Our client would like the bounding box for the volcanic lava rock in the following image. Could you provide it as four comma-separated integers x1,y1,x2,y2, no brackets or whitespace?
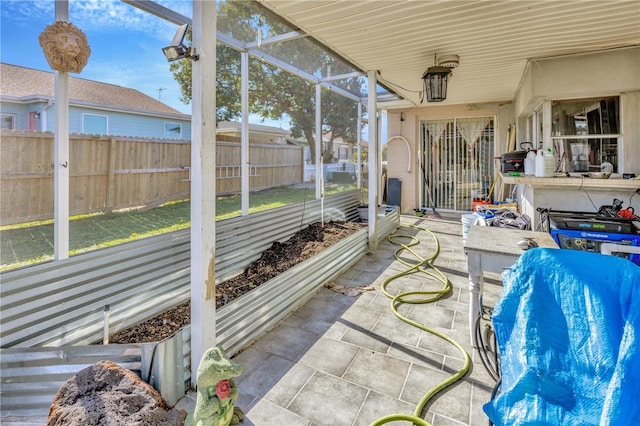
46,360,185,426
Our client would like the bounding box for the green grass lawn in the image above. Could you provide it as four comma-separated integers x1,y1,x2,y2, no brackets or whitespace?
1,184,358,271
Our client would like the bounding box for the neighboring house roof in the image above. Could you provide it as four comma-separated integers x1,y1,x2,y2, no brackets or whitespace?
0,63,189,119
217,120,289,137
321,131,353,145
286,138,306,146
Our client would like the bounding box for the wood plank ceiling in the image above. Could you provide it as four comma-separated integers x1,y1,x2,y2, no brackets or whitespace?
258,1,640,108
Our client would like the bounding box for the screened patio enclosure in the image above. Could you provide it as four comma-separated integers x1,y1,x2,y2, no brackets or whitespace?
4,0,638,416
108,1,396,376
0,0,398,400
420,117,495,212
123,0,399,215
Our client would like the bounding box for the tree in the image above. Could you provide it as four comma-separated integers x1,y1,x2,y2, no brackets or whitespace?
169,1,364,163
321,87,359,162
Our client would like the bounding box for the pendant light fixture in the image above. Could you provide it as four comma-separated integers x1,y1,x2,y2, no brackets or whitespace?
422,54,459,103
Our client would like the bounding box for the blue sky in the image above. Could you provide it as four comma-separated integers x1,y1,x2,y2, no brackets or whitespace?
1,0,194,114
0,0,385,137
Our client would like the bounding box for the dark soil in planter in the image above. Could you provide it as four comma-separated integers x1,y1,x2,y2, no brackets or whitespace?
107,221,362,344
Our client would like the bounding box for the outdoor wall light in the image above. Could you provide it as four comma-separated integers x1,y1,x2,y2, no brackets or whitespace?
421,54,459,102
162,24,199,62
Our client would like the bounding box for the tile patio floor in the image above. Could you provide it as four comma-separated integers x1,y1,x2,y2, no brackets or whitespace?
6,213,503,426
177,213,503,426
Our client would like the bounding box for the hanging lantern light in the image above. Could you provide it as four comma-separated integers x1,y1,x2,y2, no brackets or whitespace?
422,65,451,102
421,54,459,103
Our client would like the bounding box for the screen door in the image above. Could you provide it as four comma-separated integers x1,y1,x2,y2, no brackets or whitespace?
420,117,494,211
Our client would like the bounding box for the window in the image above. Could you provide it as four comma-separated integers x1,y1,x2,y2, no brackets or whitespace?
551,97,620,173
83,114,108,134
1,113,15,129
165,122,182,138
340,146,349,160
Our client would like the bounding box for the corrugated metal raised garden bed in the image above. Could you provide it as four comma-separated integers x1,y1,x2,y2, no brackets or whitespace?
0,205,400,417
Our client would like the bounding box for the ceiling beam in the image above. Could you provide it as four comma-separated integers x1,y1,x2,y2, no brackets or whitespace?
245,31,308,49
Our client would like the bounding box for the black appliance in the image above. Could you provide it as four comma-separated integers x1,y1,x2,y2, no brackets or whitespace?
501,150,527,173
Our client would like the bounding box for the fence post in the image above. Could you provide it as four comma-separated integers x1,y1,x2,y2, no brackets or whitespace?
105,137,117,214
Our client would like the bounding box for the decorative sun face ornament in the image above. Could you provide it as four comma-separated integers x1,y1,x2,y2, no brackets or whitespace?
39,21,91,73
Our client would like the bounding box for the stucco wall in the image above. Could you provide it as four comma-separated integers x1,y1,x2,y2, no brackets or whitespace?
512,47,640,215
514,47,639,174
385,47,640,214
516,47,640,116
386,103,507,213
622,90,640,174
385,134,412,212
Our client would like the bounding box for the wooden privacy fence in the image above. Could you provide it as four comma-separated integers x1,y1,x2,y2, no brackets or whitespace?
215,140,304,194
0,130,304,225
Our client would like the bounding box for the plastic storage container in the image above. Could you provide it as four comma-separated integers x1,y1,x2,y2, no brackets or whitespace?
544,148,555,176
535,150,545,177
461,213,481,243
535,149,554,177
524,150,536,175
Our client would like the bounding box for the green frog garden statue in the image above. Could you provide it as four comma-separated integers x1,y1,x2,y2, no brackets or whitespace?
185,345,244,426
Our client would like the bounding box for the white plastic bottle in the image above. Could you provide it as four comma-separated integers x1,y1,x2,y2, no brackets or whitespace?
543,148,555,177
535,150,545,177
524,150,536,175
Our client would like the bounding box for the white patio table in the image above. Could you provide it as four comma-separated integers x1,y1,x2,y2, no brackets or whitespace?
465,225,558,347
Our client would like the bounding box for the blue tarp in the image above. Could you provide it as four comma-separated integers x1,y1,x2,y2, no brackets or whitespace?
483,248,640,425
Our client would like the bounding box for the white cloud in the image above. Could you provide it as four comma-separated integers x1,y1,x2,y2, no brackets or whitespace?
0,0,52,25
71,0,179,41
155,0,193,19
1,0,191,40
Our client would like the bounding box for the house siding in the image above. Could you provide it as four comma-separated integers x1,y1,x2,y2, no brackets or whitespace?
1,101,191,139
1,103,36,130
65,107,192,139
1,64,191,139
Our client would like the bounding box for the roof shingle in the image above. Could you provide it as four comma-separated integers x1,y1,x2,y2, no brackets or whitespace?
1,63,188,117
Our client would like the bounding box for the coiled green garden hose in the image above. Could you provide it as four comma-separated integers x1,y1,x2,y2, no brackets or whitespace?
370,223,472,426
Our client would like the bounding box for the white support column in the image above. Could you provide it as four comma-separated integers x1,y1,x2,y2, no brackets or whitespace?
190,0,217,385
377,109,383,201
532,110,539,150
417,127,423,209
315,83,322,199
357,103,362,189
54,1,69,261
241,50,249,216
542,100,552,151
367,71,378,250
